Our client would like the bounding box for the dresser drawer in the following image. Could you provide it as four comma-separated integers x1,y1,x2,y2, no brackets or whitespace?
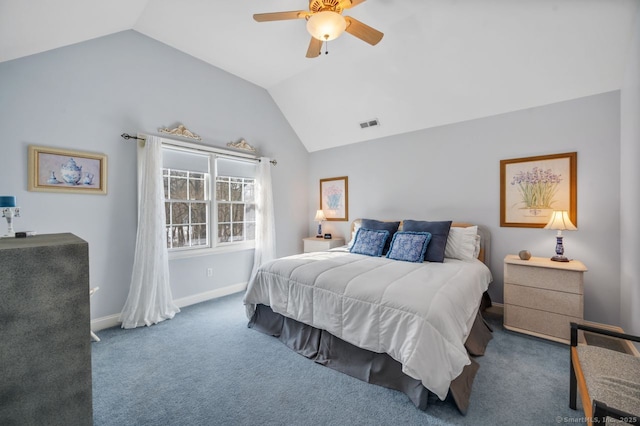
504,304,582,342
303,237,345,253
504,263,583,294
504,283,583,317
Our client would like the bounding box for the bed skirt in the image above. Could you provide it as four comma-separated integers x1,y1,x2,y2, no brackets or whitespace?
247,304,493,414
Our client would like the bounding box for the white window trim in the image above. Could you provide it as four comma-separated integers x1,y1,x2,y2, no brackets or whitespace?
168,241,255,260
156,135,259,259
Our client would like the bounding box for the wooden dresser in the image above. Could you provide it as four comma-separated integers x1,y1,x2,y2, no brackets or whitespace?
0,233,93,425
503,254,588,344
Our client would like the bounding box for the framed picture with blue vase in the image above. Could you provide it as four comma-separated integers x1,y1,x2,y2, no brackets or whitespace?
28,145,107,195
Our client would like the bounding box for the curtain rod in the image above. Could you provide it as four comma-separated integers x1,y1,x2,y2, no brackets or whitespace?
120,133,277,166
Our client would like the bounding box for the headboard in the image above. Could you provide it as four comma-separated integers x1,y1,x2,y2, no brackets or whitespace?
350,219,491,266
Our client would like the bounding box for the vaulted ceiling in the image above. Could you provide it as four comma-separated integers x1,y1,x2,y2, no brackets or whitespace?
1,0,638,152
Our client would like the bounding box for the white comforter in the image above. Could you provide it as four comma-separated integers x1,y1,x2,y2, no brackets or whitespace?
243,250,493,400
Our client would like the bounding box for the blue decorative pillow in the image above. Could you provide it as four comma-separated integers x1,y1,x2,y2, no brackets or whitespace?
350,228,390,257
360,219,400,255
386,232,432,263
402,220,452,262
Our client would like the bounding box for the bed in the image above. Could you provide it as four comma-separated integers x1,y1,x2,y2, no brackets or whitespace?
243,219,493,413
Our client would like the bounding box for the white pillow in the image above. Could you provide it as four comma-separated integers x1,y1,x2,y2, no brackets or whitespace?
473,234,481,259
445,226,479,260
347,222,361,249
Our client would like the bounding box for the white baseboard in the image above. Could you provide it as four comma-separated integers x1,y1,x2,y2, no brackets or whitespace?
91,313,122,332
91,282,248,332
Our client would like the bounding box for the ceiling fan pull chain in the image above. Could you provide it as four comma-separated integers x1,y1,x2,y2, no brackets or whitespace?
325,39,329,55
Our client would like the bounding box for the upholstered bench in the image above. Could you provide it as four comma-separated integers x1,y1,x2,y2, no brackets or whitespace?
570,322,640,425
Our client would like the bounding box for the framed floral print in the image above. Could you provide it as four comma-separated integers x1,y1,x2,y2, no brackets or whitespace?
500,152,576,228
320,176,348,221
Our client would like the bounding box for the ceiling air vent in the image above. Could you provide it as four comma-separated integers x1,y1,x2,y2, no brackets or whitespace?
359,118,380,129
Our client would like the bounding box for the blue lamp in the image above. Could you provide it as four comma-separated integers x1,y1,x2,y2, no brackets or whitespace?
544,210,576,262
314,210,326,238
0,196,20,237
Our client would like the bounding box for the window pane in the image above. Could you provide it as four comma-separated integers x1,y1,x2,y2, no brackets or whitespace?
218,203,230,223
170,225,188,247
166,227,172,248
163,175,169,199
191,172,205,180
245,204,255,221
216,180,229,201
218,224,231,243
191,225,208,246
232,204,244,222
230,179,242,202
189,178,205,201
244,181,255,202
171,178,188,200
232,223,244,241
170,170,188,178
172,203,189,224
191,203,207,224
165,203,171,225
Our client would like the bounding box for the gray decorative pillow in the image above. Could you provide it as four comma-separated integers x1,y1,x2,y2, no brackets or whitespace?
360,219,400,255
386,232,432,263
349,228,390,257
402,220,452,262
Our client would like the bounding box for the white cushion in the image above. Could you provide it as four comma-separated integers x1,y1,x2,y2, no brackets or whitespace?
445,226,479,260
347,222,361,249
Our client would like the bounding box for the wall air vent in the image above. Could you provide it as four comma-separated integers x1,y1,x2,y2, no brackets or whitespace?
359,118,380,129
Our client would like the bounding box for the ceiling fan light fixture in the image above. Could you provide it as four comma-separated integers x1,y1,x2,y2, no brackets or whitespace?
306,11,346,41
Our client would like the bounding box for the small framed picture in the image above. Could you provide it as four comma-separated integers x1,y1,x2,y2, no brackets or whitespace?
28,145,108,194
320,176,348,221
500,152,576,228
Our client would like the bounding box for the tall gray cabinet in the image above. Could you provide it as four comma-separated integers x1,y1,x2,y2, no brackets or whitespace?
0,233,93,425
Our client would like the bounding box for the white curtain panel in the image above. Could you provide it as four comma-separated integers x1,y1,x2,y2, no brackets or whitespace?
120,135,180,329
249,157,276,282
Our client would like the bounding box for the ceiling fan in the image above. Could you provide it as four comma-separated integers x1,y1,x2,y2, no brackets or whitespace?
253,0,384,58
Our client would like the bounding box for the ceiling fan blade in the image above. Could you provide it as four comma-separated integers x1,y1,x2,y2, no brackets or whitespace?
342,0,367,9
253,11,308,22
344,16,383,45
306,37,322,58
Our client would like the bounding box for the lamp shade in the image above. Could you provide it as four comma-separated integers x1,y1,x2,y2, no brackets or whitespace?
0,196,16,207
314,209,326,222
544,211,576,231
306,11,347,41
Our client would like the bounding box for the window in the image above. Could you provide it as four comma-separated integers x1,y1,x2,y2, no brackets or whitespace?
161,145,257,254
164,168,209,249
215,176,256,243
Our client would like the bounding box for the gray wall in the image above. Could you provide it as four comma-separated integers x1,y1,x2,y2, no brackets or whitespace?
620,8,640,337
309,92,622,325
0,30,309,320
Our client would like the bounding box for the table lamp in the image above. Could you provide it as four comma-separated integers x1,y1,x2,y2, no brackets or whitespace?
314,209,326,238
544,210,576,262
0,196,20,237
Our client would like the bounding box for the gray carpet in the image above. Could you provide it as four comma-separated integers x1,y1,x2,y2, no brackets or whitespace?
92,292,585,425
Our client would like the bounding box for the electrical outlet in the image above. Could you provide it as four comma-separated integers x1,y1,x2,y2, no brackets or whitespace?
206,268,213,277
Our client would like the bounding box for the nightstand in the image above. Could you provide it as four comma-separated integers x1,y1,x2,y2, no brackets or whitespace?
503,255,588,344
303,237,345,253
